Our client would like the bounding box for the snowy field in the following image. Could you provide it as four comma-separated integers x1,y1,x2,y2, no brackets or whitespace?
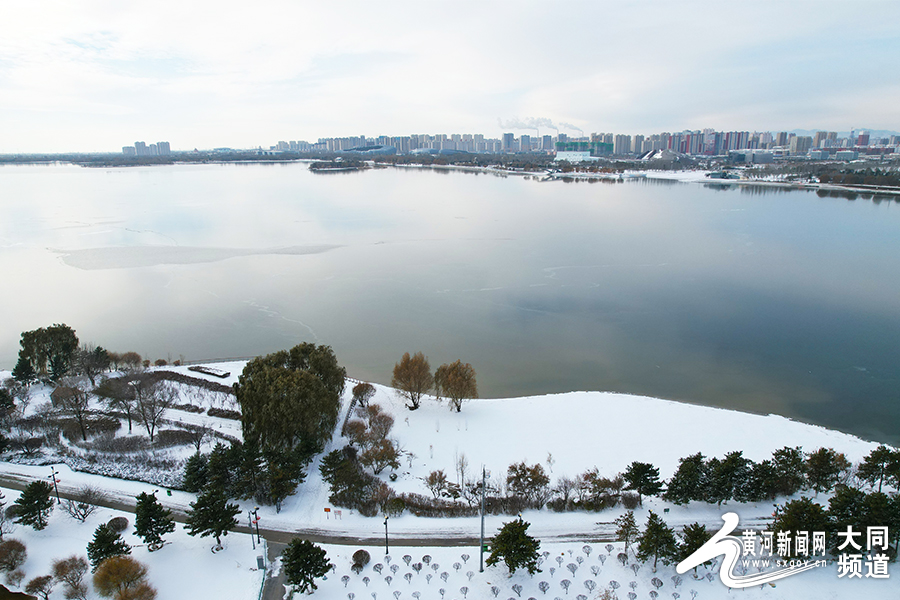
0,486,264,599
1,362,896,598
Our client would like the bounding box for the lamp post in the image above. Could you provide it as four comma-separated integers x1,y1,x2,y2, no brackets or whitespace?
479,466,487,572
248,511,256,550
48,466,61,503
384,516,389,554
252,507,261,545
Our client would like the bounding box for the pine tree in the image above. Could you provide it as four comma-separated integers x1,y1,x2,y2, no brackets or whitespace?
857,445,900,493
12,481,54,530
134,492,175,549
636,511,678,572
11,356,36,385
185,487,240,548
663,453,707,505
282,538,332,593
805,447,850,494
485,518,541,575
614,511,639,557
181,453,209,493
677,523,713,572
87,524,131,571
622,462,662,506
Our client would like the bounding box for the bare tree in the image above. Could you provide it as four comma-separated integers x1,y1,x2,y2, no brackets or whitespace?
184,424,212,453
433,360,477,412
53,380,92,442
61,486,107,522
391,352,433,410
94,377,137,433
132,378,176,442
75,344,110,387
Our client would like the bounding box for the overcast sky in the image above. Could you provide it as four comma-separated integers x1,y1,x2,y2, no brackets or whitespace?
2,1,899,152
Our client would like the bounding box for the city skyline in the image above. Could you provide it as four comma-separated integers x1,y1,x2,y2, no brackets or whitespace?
2,1,900,153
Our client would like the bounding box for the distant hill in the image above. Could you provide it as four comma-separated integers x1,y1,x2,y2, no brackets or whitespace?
790,128,899,139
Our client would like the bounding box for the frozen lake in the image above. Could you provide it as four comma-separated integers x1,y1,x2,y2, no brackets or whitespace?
3,162,900,444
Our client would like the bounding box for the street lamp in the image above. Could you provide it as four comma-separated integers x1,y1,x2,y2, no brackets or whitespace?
48,466,61,503
248,511,256,550
384,515,389,554
252,507,261,545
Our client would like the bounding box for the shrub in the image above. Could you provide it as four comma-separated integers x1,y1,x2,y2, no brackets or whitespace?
621,492,641,510
107,517,129,533
153,359,167,367
153,429,196,448
93,556,155,599
172,403,204,414
353,549,371,568
0,539,27,572
206,408,241,420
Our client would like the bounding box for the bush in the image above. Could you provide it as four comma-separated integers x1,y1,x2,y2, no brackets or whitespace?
206,408,241,420
384,497,406,517
621,492,641,510
0,539,27,572
352,549,371,568
107,517,129,533
4,506,21,521
153,429,196,448
93,555,155,599
154,359,167,367
172,403,204,414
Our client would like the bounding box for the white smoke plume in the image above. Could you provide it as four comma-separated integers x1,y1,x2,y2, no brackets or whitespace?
497,116,560,134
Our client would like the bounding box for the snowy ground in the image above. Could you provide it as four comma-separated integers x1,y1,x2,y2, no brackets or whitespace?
316,539,897,600
1,486,264,600
1,363,896,598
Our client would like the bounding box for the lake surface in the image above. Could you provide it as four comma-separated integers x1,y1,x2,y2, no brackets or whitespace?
3,162,899,444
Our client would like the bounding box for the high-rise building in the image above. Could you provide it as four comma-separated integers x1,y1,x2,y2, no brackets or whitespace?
632,135,644,154
790,136,813,154
542,135,552,151
520,135,531,152
813,131,828,148
857,132,870,146
775,132,788,147
157,141,171,154
502,133,515,152
134,141,148,156
122,146,136,156
614,134,632,155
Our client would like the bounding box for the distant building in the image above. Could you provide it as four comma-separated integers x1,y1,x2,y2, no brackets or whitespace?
157,141,171,155
520,134,531,152
835,150,859,161
613,134,631,155
808,149,829,160
542,135,553,151
790,136,813,155
135,141,148,156
857,132,870,146
554,151,598,163
122,146,136,156
502,133,515,152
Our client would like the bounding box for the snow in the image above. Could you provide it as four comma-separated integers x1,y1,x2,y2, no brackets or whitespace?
1,363,896,598
1,486,264,600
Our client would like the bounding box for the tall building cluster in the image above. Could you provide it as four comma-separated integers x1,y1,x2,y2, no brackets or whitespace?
267,129,898,159
122,141,171,156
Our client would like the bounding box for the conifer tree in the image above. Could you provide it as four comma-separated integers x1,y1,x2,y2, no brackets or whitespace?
87,524,131,571
857,445,900,493
134,492,175,549
663,452,707,505
805,447,850,494
485,518,541,575
677,523,713,572
614,511,639,557
282,538,332,593
181,453,209,493
12,481,54,531
636,511,678,572
185,487,240,548
623,462,662,506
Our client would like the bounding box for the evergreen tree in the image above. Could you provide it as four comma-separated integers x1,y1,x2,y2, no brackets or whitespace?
704,451,751,506
235,343,345,454
134,492,175,548
636,511,678,572
281,538,332,593
10,356,36,385
13,481,54,530
206,442,241,496
805,447,850,494
185,487,240,547
622,462,662,506
663,452,707,505
87,524,131,571
744,459,779,502
677,523,713,572
181,453,209,493
263,448,306,512
771,497,828,559
771,446,806,497
614,511,639,557
486,518,541,575
857,445,900,493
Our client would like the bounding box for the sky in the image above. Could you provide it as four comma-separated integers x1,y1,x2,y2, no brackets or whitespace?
1,0,899,153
